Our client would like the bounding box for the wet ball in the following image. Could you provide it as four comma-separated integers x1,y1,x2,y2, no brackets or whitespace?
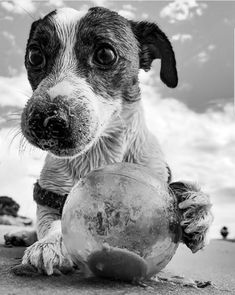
62,163,182,281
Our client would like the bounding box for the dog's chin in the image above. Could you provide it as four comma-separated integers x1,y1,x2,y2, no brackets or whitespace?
48,145,91,159
28,134,98,159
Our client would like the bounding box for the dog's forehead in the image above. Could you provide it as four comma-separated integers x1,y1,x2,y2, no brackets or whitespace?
48,7,128,29
32,7,133,51
49,7,131,42
79,7,131,37
28,6,134,47
52,7,87,27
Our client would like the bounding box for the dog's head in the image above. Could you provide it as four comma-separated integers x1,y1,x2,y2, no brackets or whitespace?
21,7,177,158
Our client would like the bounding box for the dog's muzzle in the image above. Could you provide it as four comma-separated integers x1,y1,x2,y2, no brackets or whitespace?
21,94,96,157
28,108,69,144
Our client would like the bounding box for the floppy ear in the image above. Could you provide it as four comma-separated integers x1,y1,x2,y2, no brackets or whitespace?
130,21,178,88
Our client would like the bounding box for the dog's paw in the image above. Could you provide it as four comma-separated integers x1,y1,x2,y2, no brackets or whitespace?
4,228,37,247
21,233,74,275
169,181,213,253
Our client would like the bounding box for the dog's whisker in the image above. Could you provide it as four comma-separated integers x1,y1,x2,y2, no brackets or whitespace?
17,90,32,99
9,87,32,100
18,135,28,155
7,129,23,155
5,111,22,124
28,144,37,155
18,135,24,154
9,112,22,117
7,126,22,149
9,130,22,149
6,116,21,122
7,125,21,137
5,118,21,125
23,137,30,153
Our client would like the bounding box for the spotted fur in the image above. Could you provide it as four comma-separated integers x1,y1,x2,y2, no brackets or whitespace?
5,7,212,276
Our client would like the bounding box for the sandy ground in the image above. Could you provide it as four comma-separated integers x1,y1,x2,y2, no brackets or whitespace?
0,225,234,295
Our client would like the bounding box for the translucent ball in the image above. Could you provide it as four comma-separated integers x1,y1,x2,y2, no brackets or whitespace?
62,163,182,281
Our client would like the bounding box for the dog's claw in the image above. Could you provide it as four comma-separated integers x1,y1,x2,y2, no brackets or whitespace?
178,192,211,209
11,263,39,277
21,234,74,275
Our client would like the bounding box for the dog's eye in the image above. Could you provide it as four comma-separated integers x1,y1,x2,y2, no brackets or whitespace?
93,45,117,67
28,48,45,68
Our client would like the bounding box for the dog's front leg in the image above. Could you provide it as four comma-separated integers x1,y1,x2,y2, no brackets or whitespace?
19,155,78,275
21,204,74,275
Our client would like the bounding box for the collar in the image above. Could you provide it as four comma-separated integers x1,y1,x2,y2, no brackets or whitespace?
33,181,68,214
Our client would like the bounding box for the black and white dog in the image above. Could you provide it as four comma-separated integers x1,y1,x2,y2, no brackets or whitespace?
5,7,212,276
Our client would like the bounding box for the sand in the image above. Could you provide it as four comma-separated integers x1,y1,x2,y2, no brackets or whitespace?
0,225,234,295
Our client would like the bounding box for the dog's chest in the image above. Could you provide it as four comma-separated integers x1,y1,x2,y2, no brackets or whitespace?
69,139,126,181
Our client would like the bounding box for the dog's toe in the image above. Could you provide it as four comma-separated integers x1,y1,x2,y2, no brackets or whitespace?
182,210,213,234
11,263,39,277
21,236,74,275
180,202,213,252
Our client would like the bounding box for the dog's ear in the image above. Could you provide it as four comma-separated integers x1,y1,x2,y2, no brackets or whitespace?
130,21,178,88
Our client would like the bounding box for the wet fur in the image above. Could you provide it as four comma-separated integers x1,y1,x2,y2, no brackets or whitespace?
5,7,212,275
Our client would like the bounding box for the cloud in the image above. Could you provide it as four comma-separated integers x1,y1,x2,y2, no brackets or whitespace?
118,4,136,19
122,4,136,11
1,0,36,14
208,44,216,51
177,82,192,92
3,15,14,21
160,0,207,23
2,31,16,46
195,45,216,64
47,0,64,8
90,0,109,7
172,33,192,43
0,73,31,107
141,13,149,20
197,51,209,63
7,66,19,76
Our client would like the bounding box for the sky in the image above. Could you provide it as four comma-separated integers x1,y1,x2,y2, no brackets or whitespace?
0,0,234,239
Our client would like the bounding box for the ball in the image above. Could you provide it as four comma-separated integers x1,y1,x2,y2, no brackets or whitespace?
62,163,182,281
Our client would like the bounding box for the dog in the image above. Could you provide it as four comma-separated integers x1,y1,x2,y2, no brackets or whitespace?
5,6,212,276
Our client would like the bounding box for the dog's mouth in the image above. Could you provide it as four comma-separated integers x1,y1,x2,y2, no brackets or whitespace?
21,96,99,157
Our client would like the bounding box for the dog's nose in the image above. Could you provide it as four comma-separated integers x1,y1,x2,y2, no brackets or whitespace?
28,110,69,140
43,115,69,139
